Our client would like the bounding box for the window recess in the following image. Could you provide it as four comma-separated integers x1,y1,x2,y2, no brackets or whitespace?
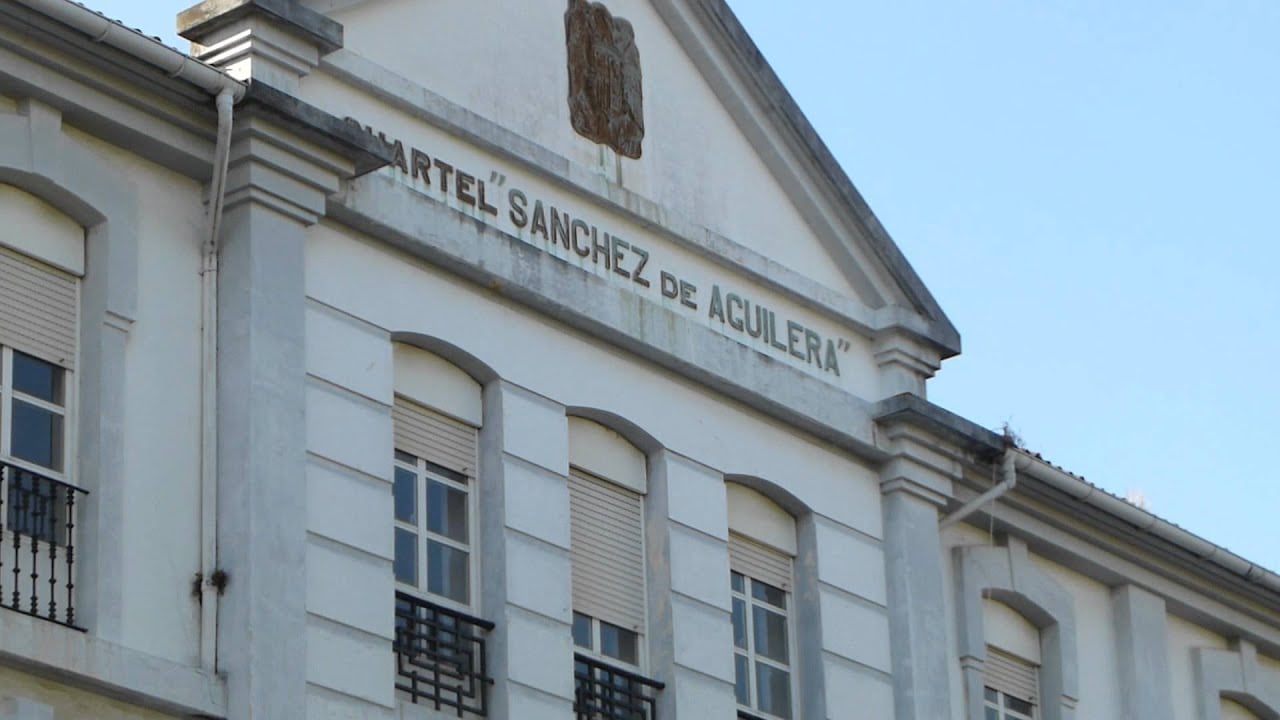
392,395,492,714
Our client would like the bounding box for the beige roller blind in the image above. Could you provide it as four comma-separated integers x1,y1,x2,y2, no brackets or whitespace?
393,396,478,477
569,468,645,632
985,646,1039,705
729,533,792,592
0,246,77,370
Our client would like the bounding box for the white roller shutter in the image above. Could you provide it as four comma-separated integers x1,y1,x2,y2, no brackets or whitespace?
0,246,77,370
985,646,1039,705
729,532,792,592
569,468,645,631
393,396,477,477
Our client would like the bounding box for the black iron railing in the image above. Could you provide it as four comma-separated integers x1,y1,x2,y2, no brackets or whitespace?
394,591,495,716
574,653,664,720
0,461,86,630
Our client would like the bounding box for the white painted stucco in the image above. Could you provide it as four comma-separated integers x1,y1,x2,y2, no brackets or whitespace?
393,342,482,425
0,184,85,275
1168,614,1230,720
984,598,1042,665
567,416,647,494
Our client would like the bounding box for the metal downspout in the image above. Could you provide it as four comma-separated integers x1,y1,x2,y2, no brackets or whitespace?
200,88,236,672
939,450,1018,530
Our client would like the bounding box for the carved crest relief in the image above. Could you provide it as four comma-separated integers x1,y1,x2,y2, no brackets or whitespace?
565,0,644,159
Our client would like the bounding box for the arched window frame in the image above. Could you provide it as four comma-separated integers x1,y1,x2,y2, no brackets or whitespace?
954,537,1079,720
0,98,140,629
1194,640,1280,720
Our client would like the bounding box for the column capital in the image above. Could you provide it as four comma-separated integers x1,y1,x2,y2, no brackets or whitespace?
223,84,392,225
180,0,343,92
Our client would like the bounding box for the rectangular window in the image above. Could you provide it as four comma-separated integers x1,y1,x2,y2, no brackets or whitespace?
984,647,1039,720
392,398,478,610
394,450,472,605
730,534,795,720
568,468,646,635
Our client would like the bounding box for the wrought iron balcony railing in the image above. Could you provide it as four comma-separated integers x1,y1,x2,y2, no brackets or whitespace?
0,461,86,630
574,653,664,720
394,591,495,716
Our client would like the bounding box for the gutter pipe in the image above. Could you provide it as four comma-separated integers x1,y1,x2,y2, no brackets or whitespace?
1010,449,1280,596
13,0,246,101
940,450,1018,530
198,88,236,672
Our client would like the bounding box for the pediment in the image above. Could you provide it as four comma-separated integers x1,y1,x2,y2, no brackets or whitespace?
299,0,959,356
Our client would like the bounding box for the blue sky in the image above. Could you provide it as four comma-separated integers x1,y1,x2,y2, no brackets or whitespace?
94,1,1278,571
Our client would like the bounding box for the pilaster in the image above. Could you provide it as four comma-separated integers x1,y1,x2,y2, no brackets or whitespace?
878,421,960,720
646,450,735,719
213,107,365,719
479,381,575,720
1111,585,1174,720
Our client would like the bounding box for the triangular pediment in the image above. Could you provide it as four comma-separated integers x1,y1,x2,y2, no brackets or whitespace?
300,0,959,355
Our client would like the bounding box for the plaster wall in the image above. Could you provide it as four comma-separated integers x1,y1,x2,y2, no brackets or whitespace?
321,0,874,300
302,218,889,715
1168,614,1230,720
0,666,176,720
305,222,883,536
59,127,205,668
0,93,14,112
1223,698,1261,720
1026,553,1121,719
0,184,84,274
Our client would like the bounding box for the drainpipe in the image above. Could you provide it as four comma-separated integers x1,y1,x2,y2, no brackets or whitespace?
200,87,236,672
939,450,1018,530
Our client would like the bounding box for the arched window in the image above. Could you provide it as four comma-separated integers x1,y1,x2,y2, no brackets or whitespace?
983,600,1041,720
567,416,648,669
954,538,1078,720
727,482,797,720
391,344,482,609
1,185,83,549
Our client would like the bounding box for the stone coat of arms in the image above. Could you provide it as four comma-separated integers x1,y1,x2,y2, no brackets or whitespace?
565,0,645,159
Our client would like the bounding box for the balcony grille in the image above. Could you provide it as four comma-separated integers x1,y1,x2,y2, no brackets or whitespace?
574,653,664,720
0,461,86,630
395,591,495,716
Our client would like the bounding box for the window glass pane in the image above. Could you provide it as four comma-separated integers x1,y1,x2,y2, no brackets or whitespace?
751,579,787,609
573,612,593,649
734,653,751,706
427,540,469,604
394,528,418,585
731,571,745,593
985,688,999,703
732,598,748,649
752,606,789,664
12,352,62,405
11,400,62,471
394,467,417,523
427,480,468,543
1006,695,1034,714
755,663,792,719
395,450,417,465
599,621,638,665
985,708,1000,720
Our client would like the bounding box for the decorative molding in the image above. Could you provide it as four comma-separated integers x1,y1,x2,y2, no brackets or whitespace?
1194,639,1280,720
954,538,1079,720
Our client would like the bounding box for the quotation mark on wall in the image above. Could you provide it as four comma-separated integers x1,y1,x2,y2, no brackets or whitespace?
490,172,507,187
838,339,852,352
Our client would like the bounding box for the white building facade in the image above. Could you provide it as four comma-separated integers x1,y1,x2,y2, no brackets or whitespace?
0,1,1276,719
